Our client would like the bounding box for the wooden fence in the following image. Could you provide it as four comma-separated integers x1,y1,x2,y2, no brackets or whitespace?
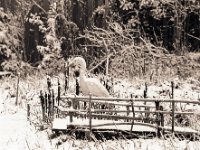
37,77,200,138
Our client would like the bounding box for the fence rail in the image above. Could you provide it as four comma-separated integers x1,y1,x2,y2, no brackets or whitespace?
60,95,200,104
39,91,200,137
55,106,198,115
33,77,200,138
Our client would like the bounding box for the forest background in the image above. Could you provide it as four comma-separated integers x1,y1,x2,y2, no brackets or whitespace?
0,0,199,81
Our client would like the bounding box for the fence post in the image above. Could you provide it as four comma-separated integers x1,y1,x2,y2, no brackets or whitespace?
69,78,73,122
57,79,61,106
15,72,20,105
160,105,164,135
57,79,61,118
144,82,149,123
27,103,30,121
40,91,45,122
69,105,73,123
155,101,161,137
89,94,92,133
48,92,51,122
85,94,93,140
69,96,73,123
52,89,55,121
45,92,48,115
75,77,80,109
64,62,69,93
47,75,51,93
109,77,114,94
76,77,79,95
130,94,135,132
171,81,175,133
126,105,130,122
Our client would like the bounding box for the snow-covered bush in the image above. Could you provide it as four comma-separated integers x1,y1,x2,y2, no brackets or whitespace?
0,8,27,75
27,13,47,33
0,29,9,44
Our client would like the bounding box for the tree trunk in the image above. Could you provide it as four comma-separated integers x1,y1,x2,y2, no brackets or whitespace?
174,1,182,55
0,0,7,11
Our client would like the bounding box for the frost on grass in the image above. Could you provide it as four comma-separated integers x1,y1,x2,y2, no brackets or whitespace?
0,72,200,149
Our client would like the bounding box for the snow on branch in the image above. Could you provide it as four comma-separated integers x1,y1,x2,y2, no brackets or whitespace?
78,22,170,78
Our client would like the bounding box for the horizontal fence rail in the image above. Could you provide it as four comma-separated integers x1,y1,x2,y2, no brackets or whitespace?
55,106,199,115
60,95,200,104
59,98,156,107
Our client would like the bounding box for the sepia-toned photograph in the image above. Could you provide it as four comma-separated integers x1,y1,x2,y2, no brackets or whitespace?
0,0,200,149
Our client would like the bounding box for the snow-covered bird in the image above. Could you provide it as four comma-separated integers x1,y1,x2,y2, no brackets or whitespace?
68,57,110,97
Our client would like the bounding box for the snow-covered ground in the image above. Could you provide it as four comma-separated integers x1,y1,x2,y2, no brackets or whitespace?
0,75,200,149
0,86,49,149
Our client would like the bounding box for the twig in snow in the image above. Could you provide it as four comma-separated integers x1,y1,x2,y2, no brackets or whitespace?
15,72,20,105
25,138,31,150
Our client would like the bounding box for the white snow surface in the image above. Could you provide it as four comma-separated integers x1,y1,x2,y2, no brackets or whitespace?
0,76,200,149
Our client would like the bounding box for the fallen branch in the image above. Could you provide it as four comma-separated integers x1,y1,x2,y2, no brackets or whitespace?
15,72,20,105
186,33,200,41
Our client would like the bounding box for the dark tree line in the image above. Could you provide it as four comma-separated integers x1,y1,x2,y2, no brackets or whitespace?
0,0,199,66
112,0,200,53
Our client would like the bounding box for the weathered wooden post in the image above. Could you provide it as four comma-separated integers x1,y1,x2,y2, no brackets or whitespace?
57,79,61,105
144,83,147,98
75,77,80,109
52,89,55,120
155,100,161,137
160,105,164,135
64,62,69,93
85,94,92,140
171,81,175,133
69,97,73,123
15,72,20,105
69,78,74,122
48,92,51,121
75,75,81,109
47,75,51,93
126,104,130,122
130,94,135,132
144,82,149,123
76,77,79,95
56,79,61,118
89,94,92,133
27,103,30,121
40,91,45,122
45,92,48,114
64,63,67,92
110,77,114,94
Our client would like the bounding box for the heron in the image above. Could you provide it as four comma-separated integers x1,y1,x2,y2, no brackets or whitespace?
68,57,110,97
